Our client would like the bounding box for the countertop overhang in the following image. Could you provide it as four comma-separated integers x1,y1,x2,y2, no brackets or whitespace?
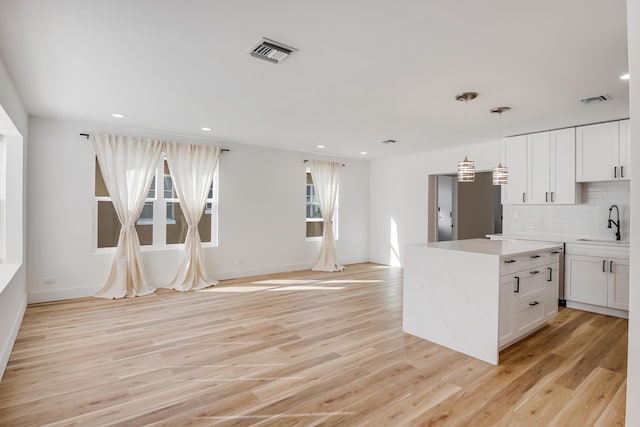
411,238,562,257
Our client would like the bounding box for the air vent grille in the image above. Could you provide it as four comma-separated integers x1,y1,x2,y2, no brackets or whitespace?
580,94,612,105
250,38,297,64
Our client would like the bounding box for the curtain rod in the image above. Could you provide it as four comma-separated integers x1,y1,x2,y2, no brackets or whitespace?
79,133,229,152
303,159,346,166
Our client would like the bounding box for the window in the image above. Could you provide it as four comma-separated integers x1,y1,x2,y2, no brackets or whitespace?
306,170,337,239
95,157,218,249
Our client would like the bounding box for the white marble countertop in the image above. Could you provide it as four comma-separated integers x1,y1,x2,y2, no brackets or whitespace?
412,238,562,257
487,233,630,247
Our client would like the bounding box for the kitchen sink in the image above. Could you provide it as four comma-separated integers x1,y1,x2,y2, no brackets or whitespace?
576,238,629,244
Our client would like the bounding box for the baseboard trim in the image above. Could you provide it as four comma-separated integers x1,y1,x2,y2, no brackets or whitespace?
566,300,628,319
29,258,373,303
28,286,98,304
0,293,27,381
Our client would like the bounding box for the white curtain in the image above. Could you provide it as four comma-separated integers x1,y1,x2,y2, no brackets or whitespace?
309,160,345,272
93,134,163,299
164,142,221,291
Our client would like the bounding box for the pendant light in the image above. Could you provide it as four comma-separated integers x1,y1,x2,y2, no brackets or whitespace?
490,106,511,185
455,92,478,182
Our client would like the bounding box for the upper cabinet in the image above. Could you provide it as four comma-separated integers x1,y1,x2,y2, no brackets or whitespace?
502,135,528,204
502,128,579,205
576,120,630,182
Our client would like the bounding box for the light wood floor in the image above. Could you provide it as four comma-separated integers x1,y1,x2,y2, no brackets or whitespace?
0,263,627,426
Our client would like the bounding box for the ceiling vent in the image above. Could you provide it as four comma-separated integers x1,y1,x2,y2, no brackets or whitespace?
580,94,612,105
249,38,297,64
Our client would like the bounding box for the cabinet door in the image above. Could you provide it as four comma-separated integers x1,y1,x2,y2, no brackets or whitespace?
608,258,629,310
514,269,547,304
551,128,579,204
527,132,551,204
565,255,608,306
502,135,528,204
543,263,560,320
576,122,619,182
619,119,630,180
499,275,516,348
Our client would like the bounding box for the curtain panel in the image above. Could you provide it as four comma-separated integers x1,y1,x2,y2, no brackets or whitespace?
164,142,221,291
309,160,345,272
93,133,163,299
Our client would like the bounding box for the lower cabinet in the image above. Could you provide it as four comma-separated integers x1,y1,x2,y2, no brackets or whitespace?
565,244,629,313
499,255,559,349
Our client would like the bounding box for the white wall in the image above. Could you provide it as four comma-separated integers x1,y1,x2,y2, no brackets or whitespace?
369,140,498,267
0,56,27,380
503,181,630,240
626,0,639,422
26,117,369,302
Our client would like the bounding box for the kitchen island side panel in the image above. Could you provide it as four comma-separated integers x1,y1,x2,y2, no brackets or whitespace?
403,244,501,365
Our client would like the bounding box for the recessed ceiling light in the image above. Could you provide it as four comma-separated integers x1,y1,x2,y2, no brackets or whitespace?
317,145,325,149
360,151,368,155
201,127,212,131
111,113,125,118
620,73,630,80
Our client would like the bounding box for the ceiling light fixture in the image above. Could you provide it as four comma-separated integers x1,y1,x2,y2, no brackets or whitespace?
111,113,125,118
317,145,325,148
620,73,630,80
490,106,511,185
360,151,368,155
455,92,478,183
201,127,212,131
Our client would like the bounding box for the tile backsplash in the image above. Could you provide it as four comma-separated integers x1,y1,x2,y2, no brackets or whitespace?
502,181,630,240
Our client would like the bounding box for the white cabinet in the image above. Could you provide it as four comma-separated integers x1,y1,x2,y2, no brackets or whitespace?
499,250,560,349
528,128,579,204
501,135,528,204
565,243,629,314
502,128,579,205
576,120,630,182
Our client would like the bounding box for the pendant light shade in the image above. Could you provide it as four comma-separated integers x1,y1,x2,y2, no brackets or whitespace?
455,92,478,183
490,106,511,186
492,162,509,185
458,155,475,182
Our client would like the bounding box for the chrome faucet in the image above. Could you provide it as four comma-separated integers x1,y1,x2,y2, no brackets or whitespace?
608,204,621,241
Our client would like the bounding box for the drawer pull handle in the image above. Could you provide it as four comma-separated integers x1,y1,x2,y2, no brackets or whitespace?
530,255,541,259
550,251,560,254
547,267,553,282
530,270,540,275
621,166,624,178
551,192,555,202
529,301,540,306
523,193,526,203
614,166,617,178
514,276,520,293
610,260,613,273
545,192,548,202
602,260,606,272
504,259,516,264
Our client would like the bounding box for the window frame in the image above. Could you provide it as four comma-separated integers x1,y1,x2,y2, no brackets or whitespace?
94,155,219,252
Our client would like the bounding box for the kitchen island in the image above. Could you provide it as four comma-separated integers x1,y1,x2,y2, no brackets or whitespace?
403,238,562,365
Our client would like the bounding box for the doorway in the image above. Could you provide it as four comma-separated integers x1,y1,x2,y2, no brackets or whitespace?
433,172,502,242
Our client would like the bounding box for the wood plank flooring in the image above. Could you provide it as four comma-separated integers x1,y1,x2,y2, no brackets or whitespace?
0,263,627,426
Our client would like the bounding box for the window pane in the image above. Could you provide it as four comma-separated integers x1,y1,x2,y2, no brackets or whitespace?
306,204,322,219
306,172,314,185
164,160,177,198
306,221,323,238
96,158,155,198
97,201,120,247
95,158,109,197
167,202,212,244
98,201,152,247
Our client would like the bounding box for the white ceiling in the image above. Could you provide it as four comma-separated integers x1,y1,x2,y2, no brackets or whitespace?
0,0,630,159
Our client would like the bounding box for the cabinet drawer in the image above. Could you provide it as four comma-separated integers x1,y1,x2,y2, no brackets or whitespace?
501,251,560,275
514,269,547,304
565,243,629,259
515,295,545,336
